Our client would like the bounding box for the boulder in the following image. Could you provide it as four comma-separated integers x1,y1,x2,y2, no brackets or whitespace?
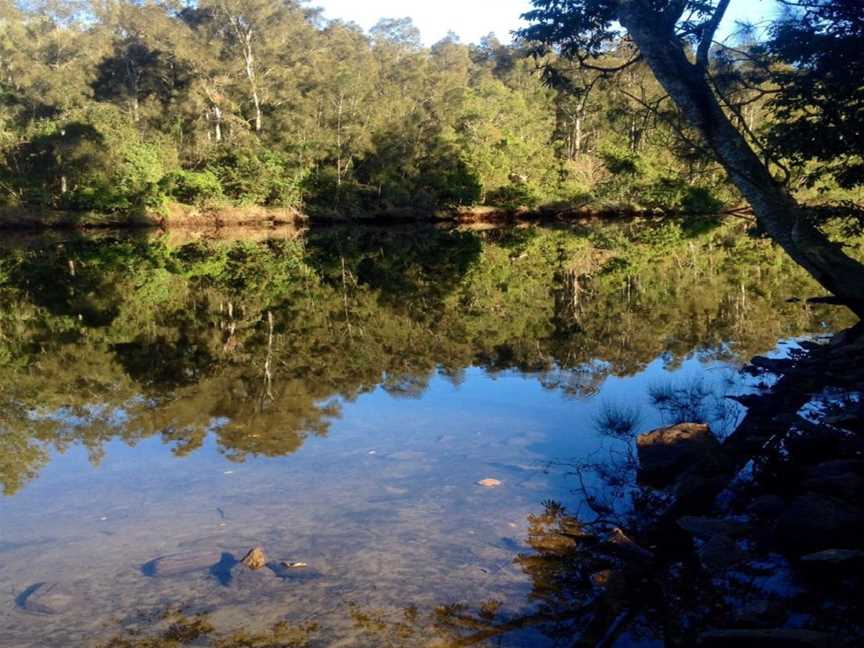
636,423,728,487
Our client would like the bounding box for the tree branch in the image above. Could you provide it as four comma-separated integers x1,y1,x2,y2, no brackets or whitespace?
697,0,731,68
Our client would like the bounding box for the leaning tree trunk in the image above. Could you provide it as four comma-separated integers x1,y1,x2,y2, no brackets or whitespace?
619,3,864,316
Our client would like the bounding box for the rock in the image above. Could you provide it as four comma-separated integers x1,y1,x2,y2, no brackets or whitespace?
697,534,744,571
144,549,223,577
240,546,267,570
698,628,833,647
775,494,864,553
746,494,785,518
18,582,78,615
730,599,786,628
636,423,728,487
271,561,321,580
800,548,864,566
477,478,502,488
825,412,864,434
601,527,655,562
281,561,308,569
802,472,864,502
804,460,864,479
677,516,749,540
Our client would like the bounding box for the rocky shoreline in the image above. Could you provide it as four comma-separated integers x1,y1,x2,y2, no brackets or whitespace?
564,323,864,645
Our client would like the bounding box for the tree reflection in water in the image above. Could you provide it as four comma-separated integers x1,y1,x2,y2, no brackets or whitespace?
0,220,856,497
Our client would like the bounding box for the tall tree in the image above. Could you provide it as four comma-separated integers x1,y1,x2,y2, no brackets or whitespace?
522,0,864,314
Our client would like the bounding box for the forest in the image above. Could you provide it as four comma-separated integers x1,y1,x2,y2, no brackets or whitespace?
0,0,860,220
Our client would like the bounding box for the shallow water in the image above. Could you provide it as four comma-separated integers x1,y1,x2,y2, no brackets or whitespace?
0,222,853,646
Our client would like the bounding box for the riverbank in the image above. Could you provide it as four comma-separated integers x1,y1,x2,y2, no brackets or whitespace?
0,201,753,231
566,324,864,645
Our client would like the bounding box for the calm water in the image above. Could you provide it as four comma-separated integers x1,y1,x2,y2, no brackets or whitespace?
0,222,853,647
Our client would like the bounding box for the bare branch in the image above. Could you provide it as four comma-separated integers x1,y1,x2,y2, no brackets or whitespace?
576,52,643,74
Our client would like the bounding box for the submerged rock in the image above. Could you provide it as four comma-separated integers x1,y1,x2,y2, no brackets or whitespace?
144,549,222,577
636,423,727,487
18,582,79,615
240,546,267,570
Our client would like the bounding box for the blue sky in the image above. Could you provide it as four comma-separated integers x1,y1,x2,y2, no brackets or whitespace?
314,0,779,45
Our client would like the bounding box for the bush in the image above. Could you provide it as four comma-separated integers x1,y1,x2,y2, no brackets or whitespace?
642,177,724,214
161,170,223,205
207,147,302,207
416,155,482,207
487,182,542,209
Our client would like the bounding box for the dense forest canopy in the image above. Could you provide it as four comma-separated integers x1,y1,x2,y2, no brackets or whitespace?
0,0,860,219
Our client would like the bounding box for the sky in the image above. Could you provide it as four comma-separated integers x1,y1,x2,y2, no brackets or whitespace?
313,0,780,45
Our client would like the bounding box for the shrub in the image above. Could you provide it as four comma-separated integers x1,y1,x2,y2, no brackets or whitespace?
207,147,302,207
487,182,542,209
161,170,223,205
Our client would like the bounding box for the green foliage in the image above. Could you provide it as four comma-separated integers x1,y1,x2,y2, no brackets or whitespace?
161,170,223,205
764,0,864,190
208,147,302,207
0,0,857,219
487,182,543,209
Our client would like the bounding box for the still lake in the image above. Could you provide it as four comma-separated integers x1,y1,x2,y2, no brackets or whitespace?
0,221,853,646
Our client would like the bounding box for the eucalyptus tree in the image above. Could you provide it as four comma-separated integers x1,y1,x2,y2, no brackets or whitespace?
522,0,864,313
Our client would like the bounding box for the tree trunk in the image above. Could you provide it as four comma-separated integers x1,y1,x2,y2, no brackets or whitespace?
213,105,222,143
619,2,864,316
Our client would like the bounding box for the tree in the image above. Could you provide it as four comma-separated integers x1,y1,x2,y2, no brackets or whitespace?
764,0,864,190
522,0,864,314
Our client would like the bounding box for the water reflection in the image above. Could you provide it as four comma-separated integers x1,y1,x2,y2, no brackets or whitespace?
0,221,851,496
0,221,856,646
